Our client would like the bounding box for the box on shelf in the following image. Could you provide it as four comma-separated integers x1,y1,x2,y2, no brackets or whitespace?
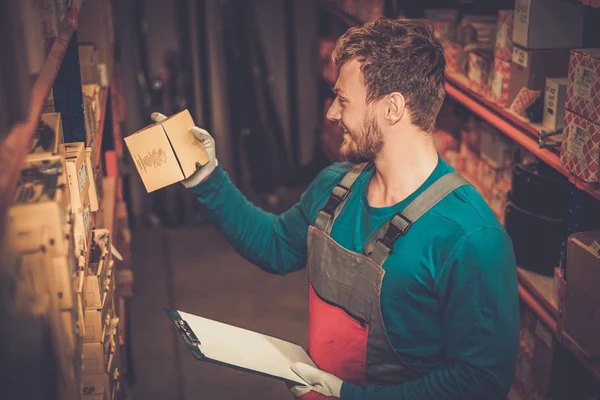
86,230,113,310
543,77,568,132
442,41,463,74
467,52,490,94
9,156,71,259
509,46,570,105
26,113,64,162
560,111,600,183
82,371,110,400
565,48,600,125
480,125,517,169
125,109,210,192
82,84,102,152
80,43,101,85
83,283,113,344
491,57,511,107
513,0,585,50
562,230,600,357
78,0,114,86
495,10,513,62
86,148,99,212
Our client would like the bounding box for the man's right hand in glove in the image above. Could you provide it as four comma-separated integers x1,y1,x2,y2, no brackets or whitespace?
151,112,218,188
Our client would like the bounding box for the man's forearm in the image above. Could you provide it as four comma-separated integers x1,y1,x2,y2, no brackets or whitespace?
340,363,508,400
190,166,307,275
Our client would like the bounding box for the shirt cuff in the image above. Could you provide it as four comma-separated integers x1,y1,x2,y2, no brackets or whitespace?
188,165,226,198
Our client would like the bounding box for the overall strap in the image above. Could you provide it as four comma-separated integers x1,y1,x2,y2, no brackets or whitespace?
314,163,371,234
364,172,471,266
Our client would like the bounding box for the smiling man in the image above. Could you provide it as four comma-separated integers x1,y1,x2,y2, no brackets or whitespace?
152,17,519,400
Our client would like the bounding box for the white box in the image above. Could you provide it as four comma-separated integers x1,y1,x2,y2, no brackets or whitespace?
543,77,568,131
86,147,99,212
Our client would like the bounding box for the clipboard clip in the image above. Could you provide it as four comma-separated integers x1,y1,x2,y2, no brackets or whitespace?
176,319,201,347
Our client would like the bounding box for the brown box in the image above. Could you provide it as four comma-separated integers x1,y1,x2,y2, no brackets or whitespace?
79,44,100,85
82,372,110,400
26,112,64,162
125,110,210,192
513,0,585,50
565,49,600,125
563,230,600,357
78,0,114,86
560,111,600,183
495,10,513,62
467,52,490,93
509,46,570,105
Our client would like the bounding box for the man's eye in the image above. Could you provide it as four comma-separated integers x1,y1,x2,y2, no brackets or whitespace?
338,97,346,105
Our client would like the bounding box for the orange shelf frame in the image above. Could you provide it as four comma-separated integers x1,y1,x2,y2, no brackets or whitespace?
0,7,80,235
518,283,558,334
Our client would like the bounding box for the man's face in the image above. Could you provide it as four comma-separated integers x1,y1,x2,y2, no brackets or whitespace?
326,59,384,164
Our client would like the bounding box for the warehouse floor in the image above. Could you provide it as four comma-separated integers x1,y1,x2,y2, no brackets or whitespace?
128,189,308,400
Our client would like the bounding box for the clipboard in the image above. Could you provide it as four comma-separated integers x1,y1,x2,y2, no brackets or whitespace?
165,308,315,385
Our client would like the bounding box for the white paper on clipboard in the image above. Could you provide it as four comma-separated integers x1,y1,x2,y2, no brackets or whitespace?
165,308,316,385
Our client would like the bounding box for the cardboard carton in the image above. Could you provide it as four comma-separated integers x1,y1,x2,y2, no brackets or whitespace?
563,230,600,357
125,110,210,192
565,49,600,125
560,111,600,183
495,10,513,62
513,0,584,49
509,46,570,104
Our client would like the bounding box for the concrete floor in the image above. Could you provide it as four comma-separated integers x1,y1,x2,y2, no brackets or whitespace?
128,197,309,400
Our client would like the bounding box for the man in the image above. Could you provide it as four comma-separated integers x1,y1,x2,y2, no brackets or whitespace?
152,17,519,400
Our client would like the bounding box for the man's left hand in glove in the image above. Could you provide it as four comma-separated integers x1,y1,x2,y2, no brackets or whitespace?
289,362,343,398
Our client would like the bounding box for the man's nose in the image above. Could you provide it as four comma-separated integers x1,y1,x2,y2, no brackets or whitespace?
326,101,341,122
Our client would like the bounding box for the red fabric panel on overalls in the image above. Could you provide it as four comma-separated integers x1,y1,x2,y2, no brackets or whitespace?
308,284,368,386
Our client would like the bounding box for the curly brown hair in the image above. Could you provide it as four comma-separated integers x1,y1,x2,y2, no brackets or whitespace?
332,17,446,133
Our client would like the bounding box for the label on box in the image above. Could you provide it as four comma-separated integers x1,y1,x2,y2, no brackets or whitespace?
574,66,595,102
78,163,88,193
512,47,528,68
135,148,169,173
568,124,588,165
535,320,553,348
513,0,531,47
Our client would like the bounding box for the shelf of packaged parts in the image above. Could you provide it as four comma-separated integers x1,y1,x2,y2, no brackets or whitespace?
0,7,80,236
94,86,110,167
445,74,600,202
318,1,362,26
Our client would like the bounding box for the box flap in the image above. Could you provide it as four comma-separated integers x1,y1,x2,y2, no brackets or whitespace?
160,110,210,179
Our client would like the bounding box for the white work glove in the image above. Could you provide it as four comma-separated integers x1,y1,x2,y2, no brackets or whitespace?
289,362,343,398
150,112,218,188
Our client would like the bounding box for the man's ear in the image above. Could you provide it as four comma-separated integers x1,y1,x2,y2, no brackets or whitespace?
385,92,405,124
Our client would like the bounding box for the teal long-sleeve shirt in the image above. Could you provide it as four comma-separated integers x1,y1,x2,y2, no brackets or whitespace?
190,156,519,400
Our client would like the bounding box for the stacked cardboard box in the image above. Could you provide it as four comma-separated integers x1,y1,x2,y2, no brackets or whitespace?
508,0,584,117
491,10,513,107
82,229,120,400
561,49,600,184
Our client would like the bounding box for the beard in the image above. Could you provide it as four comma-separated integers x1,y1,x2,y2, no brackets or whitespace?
339,115,384,164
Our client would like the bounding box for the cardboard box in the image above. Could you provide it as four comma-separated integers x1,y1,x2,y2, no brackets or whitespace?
543,77,568,131
480,126,517,169
467,52,490,93
509,46,570,104
560,111,600,183
565,49,600,125
82,372,110,400
80,43,100,85
78,0,114,86
125,110,210,192
26,112,64,162
562,230,600,357
84,286,113,343
513,0,585,50
442,41,463,74
9,156,71,258
495,10,513,62
491,57,511,107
